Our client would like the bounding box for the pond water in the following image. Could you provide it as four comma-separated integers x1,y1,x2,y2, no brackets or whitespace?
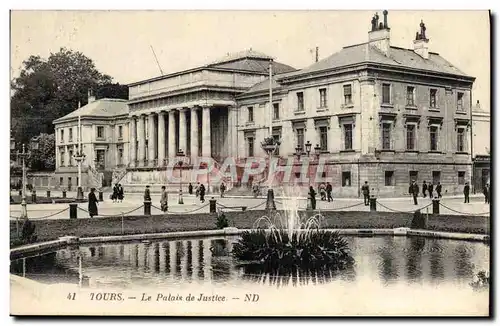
11,235,489,290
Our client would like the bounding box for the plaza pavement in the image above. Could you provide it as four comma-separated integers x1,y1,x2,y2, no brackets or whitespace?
9,190,489,220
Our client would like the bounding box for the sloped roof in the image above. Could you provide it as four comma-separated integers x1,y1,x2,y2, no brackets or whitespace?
208,49,273,65
53,98,129,123
282,43,473,80
242,70,299,94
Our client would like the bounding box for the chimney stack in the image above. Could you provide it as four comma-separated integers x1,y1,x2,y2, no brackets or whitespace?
88,89,96,104
368,10,391,56
413,20,430,59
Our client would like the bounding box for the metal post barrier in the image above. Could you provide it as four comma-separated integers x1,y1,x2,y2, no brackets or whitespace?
266,189,276,210
62,190,67,198
22,258,26,278
209,197,217,214
31,189,37,203
98,191,104,202
69,203,78,219
46,190,51,198
432,199,440,215
144,201,151,216
370,197,377,211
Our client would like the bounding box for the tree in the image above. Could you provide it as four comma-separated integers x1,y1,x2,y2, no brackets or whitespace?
10,48,119,144
28,133,56,171
96,82,128,100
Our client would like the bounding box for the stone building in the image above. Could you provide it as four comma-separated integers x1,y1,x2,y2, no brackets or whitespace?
471,100,490,193
236,11,475,197
52,94,129,190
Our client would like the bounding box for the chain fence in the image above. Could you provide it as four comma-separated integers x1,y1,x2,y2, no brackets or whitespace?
438,202,490,216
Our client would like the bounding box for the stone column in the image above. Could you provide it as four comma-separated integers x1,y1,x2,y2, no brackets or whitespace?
157,111,166,166
179,108,188,153
202,106,211,158
137,115,146,167
129,116,137,167
148,113,156,166
190,107,199,160
168,110,176,158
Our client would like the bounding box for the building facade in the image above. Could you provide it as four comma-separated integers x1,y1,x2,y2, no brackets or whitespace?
471,100,490,193
52,95,129,190
236,12,475,197
49,11,478,197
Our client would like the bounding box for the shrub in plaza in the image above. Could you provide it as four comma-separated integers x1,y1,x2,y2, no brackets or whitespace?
215,211,229,229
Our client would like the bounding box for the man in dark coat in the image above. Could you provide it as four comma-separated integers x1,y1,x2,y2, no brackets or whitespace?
361,181,370,206
428,182,434,199
144,185,151,202
409,181,419,205
88,188,99,218
112,183,118,202
422,181,428,198
220,182,226,198
117,184,124,202
199,183,206,203
436,182,442,198
483,183,490,204
309,186,317,210
326,182,333,202
464,182,470,203
188,183,193,195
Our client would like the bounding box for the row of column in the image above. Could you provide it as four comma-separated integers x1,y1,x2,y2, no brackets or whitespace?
129,106,212,167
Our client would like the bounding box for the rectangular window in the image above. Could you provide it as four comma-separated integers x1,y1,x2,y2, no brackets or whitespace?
97,126,105,139
248,106,254,122
296,128,305,151
432,171,441,184
247,137,254,157
59,177,63,187
406,124,416,150
96,149,106,169
273,103,280,120
429,126,438,151
385,171,394,186
382,83,391,104
457,128,465,152
118,147,123,165
319,88,327,108
343,85,352,105
68,150,73,166
319,126,328,151
457,92,464,111
60,130,64,143
69,128,73,142
296,92,304,112
60,150,65,166
430,89,437,108
382,123,391,150
458,171,465,185
409,170,418,183
344,124,353,150
342,171,351,187
118,125,123,140
406,86,415,106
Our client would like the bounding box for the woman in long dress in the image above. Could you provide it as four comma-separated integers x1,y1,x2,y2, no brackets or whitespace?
88,188,99,218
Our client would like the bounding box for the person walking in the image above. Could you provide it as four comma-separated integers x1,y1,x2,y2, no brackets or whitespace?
309,186,317,210
361,181,370,206
422,181,428,198
144,185,151,202
117,184,124,203
464,182,470,203
409,180,419,205
112,183,118,203
436,182,442,198
326,182,333,202
199,183,206,203
188,183,193,195
483,183,490,204
88,188,99,218
319,183,326,201
220,182,226,198
160,186,168,212
428,182,434,199
195,182,200,197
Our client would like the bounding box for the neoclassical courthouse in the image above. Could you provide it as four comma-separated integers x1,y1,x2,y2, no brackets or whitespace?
53,12,479,197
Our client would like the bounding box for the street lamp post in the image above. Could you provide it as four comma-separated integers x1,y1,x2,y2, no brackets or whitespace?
74,115,86,201
177,149,185,204
16,139,39,220
294,140,322,210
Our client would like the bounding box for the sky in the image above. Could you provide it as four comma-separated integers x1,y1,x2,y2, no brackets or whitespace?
10,10,490,110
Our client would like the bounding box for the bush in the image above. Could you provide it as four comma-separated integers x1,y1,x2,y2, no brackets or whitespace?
216,211,229,229
232,229,354,275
